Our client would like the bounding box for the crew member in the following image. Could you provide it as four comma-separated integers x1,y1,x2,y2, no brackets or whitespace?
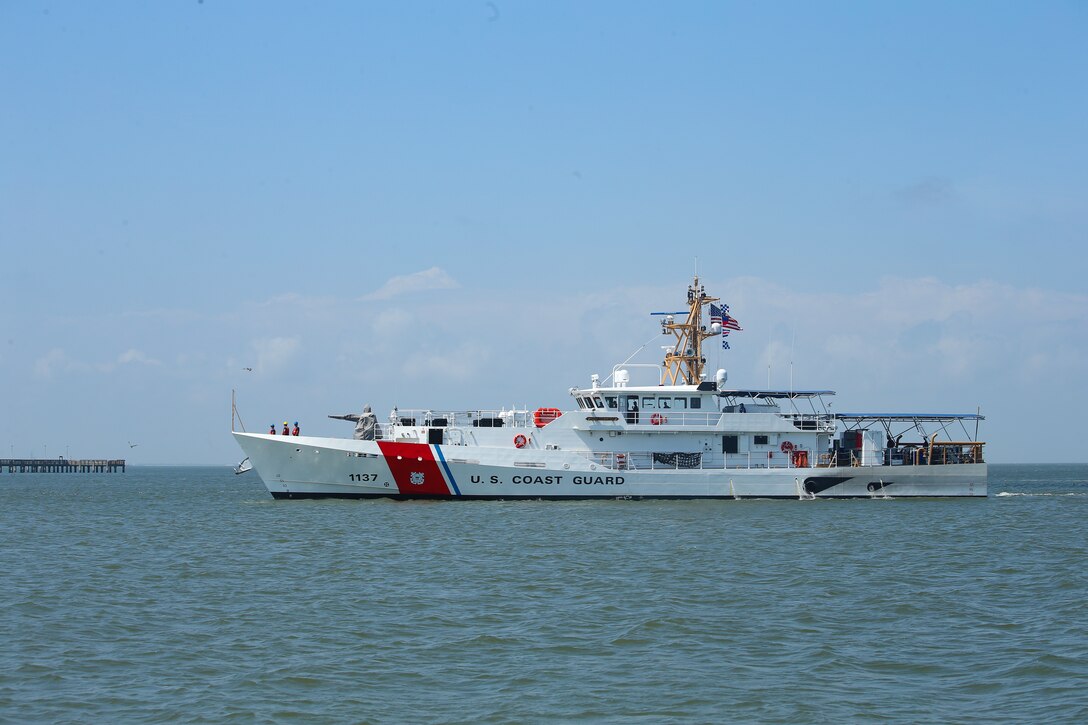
282,421,290,436
292,421,300,436
269,424,276,435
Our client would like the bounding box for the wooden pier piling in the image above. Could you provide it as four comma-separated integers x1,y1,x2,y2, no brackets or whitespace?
1,459,125,473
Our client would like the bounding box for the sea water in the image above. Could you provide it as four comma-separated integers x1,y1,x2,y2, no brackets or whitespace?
2,464,1086,722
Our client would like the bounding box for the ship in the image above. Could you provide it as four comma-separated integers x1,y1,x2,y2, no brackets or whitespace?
232,276,986,499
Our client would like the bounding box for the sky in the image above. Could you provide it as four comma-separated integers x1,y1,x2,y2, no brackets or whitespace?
1,1,1085,464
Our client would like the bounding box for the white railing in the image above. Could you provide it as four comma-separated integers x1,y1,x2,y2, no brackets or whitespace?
575,449,819,471
381,408,838,432
382,408,726,429
884,443,985,466
384,409,538,429
571,445,985,471
619,411,723,427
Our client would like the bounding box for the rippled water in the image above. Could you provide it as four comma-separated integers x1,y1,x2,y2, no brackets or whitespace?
2,464,1087,722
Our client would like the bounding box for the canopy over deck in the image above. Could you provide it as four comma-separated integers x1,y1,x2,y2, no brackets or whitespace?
719,389,836,400
835,413,984,422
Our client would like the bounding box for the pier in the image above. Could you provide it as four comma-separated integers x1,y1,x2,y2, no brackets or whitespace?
1,459,125,473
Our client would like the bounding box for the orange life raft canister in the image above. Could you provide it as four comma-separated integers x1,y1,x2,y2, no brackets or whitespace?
533,407,562,428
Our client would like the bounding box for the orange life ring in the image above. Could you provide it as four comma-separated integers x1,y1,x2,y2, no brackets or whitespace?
650,413,666,425
513,434,528,448
780,440,794,453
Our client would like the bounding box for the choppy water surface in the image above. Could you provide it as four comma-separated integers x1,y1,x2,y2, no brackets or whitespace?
2,464,1086,722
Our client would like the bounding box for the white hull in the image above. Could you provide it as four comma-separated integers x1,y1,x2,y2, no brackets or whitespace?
234,432,987,500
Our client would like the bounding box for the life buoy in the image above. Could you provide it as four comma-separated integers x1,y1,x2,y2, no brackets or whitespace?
513,434,528,448
780,440,795,453
650,413,666,425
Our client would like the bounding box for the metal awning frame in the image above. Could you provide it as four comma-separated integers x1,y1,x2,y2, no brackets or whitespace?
718,390,835,416
836,413,984,443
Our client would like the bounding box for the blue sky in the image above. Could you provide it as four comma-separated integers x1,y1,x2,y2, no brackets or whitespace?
1,1,1085,464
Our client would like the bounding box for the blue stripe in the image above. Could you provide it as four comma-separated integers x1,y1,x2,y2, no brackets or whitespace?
434,445,461,496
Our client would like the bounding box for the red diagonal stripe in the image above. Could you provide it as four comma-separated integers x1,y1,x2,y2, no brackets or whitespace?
376,441,451,496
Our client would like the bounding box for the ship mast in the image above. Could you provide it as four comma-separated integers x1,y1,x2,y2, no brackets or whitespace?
660,275,719,385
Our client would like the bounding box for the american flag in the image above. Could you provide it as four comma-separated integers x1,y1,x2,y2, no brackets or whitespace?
710,303,742,332
710,303,741,349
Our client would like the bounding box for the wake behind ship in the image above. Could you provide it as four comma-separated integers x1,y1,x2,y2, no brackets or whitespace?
233,276,986,500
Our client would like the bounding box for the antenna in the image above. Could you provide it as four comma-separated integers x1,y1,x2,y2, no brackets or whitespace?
602,332,662,384
790,325,796,394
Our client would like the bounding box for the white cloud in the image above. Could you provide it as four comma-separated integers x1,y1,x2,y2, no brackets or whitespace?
33,348,70,379
121,308,202,323
401,344,492,382
710,276,1086,419
32,347,161,377
930,334,980,378
14,275,1084,464
361,267,458,301
116,349,161,366
370,308,414,339
252,336,300,374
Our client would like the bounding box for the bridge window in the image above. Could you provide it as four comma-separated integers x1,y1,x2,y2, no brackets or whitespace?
604,396,618,409
690,398,702,409
660,398,672,409
593,396,604,409
642,397,657,409
754,435,769,445
673,397,687,409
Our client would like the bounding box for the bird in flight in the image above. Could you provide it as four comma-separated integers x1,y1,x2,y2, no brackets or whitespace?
243,367,253,372
128,441,139,448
